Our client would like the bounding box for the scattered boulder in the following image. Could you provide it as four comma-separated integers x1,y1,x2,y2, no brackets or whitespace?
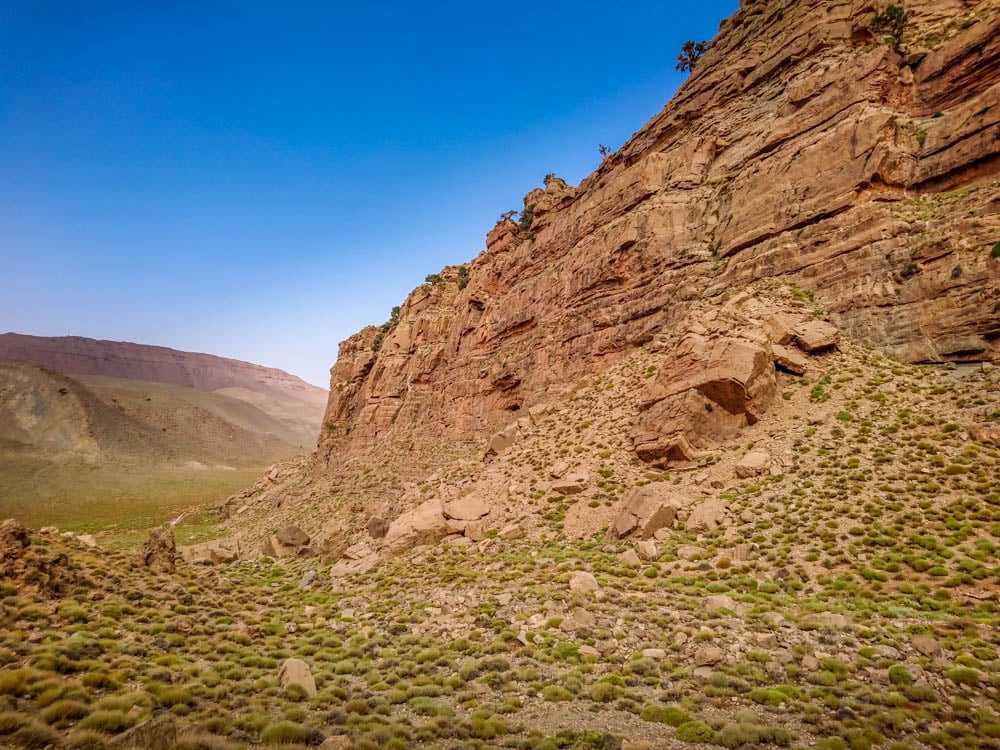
801,612,852,630
383,499,451,553
442,491,491,521
320,737,352,750
527,402,553,425
762,314,798,345
702,595,736,615
263,525,311,558
279,657,317,698
695,646,724,666
619,548,641,566
967,424,1000,446
642,648,667,660
140,527,177,574
569,571,599,592
793,320,840,352
911,636,942,658
607,483,681,540
772,344,809,375
180,538,239,566
635,540,658,561
498,523,523,539
342,541,374,560
551,471,589,495
464,519,485,541
549,460,571,478
685,497,730,532
735,451,771,479
367,516,390,539
483,424,519,459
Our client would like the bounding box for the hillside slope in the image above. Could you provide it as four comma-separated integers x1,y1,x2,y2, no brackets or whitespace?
0,333,327,447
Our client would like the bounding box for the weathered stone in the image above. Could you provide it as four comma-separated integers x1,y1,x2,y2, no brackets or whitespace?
633,328,777,465
442,492,491,521
568,571,599,592
635,540,658,561
911,636,942,658
343,541,374,560
279,657,317,698
367,516,390,538
686,497,730,532
607,483,681,540
702,595,736,615
180,538,239,566
140,527,176,574
383,499,450,553
735,451,770,478
619,548,641,566
772,344,809,375
642,648,667,660
801,612,852,630
695,646,724,666
968,424,1000,446
551,471,589,495
483,424,519,458
319,737,352,750
464,519,485,541
793,321,840,352
763,314,799,345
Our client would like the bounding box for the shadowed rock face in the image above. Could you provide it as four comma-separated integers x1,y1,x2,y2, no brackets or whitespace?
318,0,1000,463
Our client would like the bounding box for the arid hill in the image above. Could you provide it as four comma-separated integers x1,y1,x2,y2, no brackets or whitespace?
0,333,327,447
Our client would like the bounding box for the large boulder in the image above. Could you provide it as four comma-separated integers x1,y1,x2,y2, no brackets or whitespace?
551,471,590,495
179,538,240,566
633,329,776,465
793,320,840,352
263,525,311,558
772,344,809,375
442,491,491,521
685,497,731,532
607,483,682,540
383,498,451,553
735,451,770,478
483,424,519,459
279,658,317,698
140,527,176,574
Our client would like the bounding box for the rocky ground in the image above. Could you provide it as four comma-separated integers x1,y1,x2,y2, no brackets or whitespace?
1,288,998,749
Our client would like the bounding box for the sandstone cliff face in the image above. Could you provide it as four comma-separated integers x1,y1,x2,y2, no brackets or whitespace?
319,0,1000,462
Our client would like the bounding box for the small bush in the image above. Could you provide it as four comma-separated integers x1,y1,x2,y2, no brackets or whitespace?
13,720,62,749
640,704,691,726
991,242,1000,259
888,665,912,686
41,698,90,725
676,721,715,743
541,685,574,702
78,710,133,734
260,720,323,745
944,666,981,685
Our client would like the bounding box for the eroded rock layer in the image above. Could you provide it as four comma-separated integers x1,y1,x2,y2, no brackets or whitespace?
320,0,1000,461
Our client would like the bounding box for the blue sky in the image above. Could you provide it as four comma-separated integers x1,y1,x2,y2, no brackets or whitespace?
0,1,738,387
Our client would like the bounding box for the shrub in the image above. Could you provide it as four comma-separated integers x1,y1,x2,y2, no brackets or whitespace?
541,685,574,702
640,704,691,726
260,720,323,745
41,698,90,725
78,710,133,734
676,721,715,743
12,720,61,749
870,5,909,48
991,242,1000,259
424,273,442,285
944,666,981,685
457,265,470,290
888,665,912,686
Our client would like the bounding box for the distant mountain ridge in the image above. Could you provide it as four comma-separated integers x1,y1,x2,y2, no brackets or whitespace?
0,333,327,447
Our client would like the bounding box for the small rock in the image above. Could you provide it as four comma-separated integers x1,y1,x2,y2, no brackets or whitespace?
642,648,666,660
569,571,599,592
551,471,590,496
911,636,941,658
695,646,723,666
735,451,770,479
619,548,642,566
635,540,658,561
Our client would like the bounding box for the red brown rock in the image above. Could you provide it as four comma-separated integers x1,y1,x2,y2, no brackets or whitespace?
315,0,1000,472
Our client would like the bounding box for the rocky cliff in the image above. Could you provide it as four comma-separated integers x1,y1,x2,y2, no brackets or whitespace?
319,0,1000,464
0,333,327,446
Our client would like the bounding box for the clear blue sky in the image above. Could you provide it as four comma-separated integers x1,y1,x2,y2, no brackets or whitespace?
0,1,738,387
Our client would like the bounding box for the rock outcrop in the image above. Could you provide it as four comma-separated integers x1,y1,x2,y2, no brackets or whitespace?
315,0,1000,467
140,527,177,574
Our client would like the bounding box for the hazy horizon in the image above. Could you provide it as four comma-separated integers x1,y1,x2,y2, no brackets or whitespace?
1,1,738,387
